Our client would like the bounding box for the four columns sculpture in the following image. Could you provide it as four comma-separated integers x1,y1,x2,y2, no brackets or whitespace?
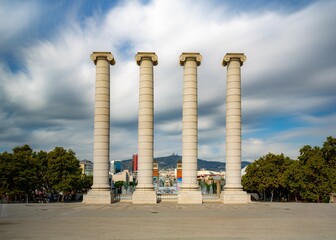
178,53,203,204
84,52,115,204
220,53,250,204
132,52,158,204
84,51,250,204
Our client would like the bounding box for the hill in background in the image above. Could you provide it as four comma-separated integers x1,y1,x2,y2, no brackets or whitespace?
121,154,250,172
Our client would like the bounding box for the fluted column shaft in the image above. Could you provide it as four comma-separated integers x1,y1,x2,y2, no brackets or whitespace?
135,52,158,191
179,53,202,191
90,52,115,190
222,53,246,190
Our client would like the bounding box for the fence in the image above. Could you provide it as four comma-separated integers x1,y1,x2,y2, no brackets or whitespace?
114,194,132,202
114,193,221,203
157,194,178,202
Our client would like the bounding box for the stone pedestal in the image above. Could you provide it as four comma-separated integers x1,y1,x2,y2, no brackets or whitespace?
221,189,250,204
132,52,158,204
83,190,113,204
178,191,203,204
83,52,115,204
220,53,250,204
178,53,203,204
132,191,157,204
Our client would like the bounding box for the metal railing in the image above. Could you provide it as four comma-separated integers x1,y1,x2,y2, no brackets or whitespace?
113,193,221,202
157,194,178,202
114,194,132,202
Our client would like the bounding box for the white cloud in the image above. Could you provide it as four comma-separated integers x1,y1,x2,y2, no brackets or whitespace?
1,0,335,164
0,1,40,50
243,137,299,162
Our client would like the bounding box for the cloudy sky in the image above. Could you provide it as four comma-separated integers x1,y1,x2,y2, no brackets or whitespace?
1,0,335,162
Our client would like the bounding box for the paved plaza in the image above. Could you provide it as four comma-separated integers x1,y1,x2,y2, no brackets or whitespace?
0,202,335,239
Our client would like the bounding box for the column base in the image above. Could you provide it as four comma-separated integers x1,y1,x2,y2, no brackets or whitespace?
83,189,113,204
132,190,157,204
220,189,251,204
178,190,203,204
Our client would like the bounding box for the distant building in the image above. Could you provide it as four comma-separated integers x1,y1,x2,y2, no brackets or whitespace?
132,153,138,172
115,161,122,173
110,160,116,175
176,159,182,183
132,153,138,180
197,170,225,185
153,159,159,178
110,160,122,177
153,159,159,190
79,160,93,176
112,169,132,184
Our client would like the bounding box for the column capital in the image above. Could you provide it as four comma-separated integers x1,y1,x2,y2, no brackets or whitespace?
135,52,158,66
90,52,115,65
222,53,246,66
179,52,202,66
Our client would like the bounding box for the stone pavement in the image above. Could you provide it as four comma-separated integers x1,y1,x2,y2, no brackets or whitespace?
1,202,335,239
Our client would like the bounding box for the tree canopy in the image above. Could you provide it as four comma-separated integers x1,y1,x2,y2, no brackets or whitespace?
242,137,336,202
0,145,92,203
242,153,292,201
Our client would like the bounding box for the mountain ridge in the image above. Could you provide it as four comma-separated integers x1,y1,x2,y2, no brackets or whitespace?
121,154,250,172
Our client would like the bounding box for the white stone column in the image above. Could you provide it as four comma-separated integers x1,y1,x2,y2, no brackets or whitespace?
132,52,158,204
220,53,250,204
178,53,203,204
83,52,115,204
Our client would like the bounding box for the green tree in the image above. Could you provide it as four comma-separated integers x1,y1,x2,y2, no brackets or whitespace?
322,136,336,166
114,181,125,194
0,145,40,202
284,160,304,202
298,145,332,202
34,150,49,192
129,181,137,187
0,151,13,200
322,136,336,193
0,145,90,202
242,153,293,201
242,161,264,199
12,145,39,201
46,147,82,200
79,175,93,193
